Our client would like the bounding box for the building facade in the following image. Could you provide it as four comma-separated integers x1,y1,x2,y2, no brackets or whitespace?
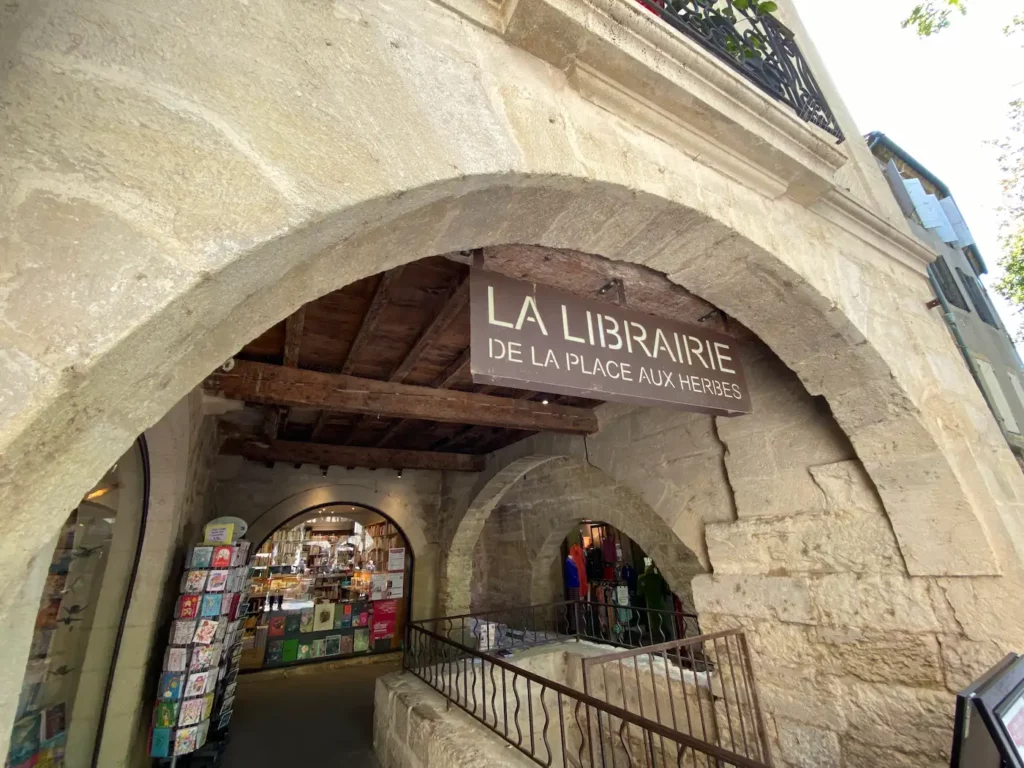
868,131,1024,458
3,0,1024,766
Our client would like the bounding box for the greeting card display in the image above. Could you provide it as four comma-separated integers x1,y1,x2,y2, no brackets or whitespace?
150,539,251,758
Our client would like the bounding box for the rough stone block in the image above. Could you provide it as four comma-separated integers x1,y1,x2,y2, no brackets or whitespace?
843,681,953,759
776,720,841,768
758,669,846,731
808,460,886,515
809,574,946,632
938,634,1009,693
731,470,827,519
692,575,813,624
841,737,950,768
705,508,902,575
812,627,944,687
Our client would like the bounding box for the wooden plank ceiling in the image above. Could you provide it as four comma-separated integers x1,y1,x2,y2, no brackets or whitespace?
206,246,746,470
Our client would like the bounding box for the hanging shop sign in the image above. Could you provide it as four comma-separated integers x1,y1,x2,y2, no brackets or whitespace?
469,269,751,415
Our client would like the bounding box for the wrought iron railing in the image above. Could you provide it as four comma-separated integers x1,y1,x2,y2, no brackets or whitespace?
635,0,845,142
581,629,772,765
404,621,770,767
411,600,701,655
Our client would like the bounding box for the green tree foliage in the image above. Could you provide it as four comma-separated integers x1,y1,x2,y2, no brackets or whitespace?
901,0,968,37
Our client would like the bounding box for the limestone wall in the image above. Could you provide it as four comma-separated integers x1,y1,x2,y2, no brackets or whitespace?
98,391,220,767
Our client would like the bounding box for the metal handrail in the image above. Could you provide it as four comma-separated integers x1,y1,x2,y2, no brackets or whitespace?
404,622,770,767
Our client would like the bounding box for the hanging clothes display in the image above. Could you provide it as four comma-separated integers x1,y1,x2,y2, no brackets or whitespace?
568,543,588,598
564,556,580,601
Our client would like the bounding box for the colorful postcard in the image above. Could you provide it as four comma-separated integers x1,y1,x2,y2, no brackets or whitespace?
178,698,204,727
193,619,218,645
190,645,221,672
206,570,229,592
182,570,208,593
150,727,172,758
174,725,198,756
297,642,312,660
176,594,200,620
214,620,227,643
191,546,214,569
211,546,234,569
340,633,354,655
200,593,222,618
9,713,40,764
154,701,179,728
281,639,299,662
197,719,210,748
158,672,183,700
268,615,286,637
299,608,314,633
220,695,235,715
184,672,209,698
204,668,220,693
35,598,61,630
166,647,189,672
285,612,301,634
353,628,369,653
218,711,232,730
172,620,196,645
230,544,247,567
202,693,215,721
222,592,238,617
312,639,325,658
266,640,283,664
313,603,335,632
224,681,237,700
357,610,369,627
325,634,341,656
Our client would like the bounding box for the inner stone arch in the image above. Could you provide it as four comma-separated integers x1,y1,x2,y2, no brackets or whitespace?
465,456,706,615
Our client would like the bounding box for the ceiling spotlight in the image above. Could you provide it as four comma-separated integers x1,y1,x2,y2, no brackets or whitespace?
542,399,549,405
397,469,403,479
320,465,329,477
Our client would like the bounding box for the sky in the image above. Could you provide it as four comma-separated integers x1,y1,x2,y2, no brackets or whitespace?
795,0,1023,338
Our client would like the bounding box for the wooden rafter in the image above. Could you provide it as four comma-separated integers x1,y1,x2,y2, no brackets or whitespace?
283,307,307,367
390,276,468,383
376,346,471,448
206,360,598,434
222,438,485,472
342,268,401,375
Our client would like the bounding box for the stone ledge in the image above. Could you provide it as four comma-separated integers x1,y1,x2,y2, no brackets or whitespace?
374,671,537,768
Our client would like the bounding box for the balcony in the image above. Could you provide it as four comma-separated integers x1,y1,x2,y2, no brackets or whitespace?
633,0,844,142
500,0,851,203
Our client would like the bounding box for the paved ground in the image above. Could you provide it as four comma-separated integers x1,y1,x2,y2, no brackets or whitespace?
222,659,399,767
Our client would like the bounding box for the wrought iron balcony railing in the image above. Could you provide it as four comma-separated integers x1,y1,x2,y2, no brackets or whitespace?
636,0,845,143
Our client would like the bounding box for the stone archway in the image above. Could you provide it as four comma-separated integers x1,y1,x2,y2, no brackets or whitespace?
2,0,1017,749
520,460,706,610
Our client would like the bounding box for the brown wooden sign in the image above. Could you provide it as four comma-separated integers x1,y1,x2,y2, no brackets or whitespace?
470,269,751,415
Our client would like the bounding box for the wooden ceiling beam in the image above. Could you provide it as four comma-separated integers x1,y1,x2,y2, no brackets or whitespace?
390,276,469,383
341,268,402,375
206,360,598,434
282,306,307,367
221,438,485,472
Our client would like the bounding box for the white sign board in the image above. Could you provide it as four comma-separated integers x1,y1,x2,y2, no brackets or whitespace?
387,547,406,572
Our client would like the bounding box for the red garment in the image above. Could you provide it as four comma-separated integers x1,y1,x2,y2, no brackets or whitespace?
603,565,615,580
568,544,588,597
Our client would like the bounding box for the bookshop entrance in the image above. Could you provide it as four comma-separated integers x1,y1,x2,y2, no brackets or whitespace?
239,505,412,671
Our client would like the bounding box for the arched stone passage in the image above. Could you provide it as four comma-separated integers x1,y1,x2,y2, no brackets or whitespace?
2,0,1018,748
520,460,706,610
457,456,705,616
441,455,562,614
